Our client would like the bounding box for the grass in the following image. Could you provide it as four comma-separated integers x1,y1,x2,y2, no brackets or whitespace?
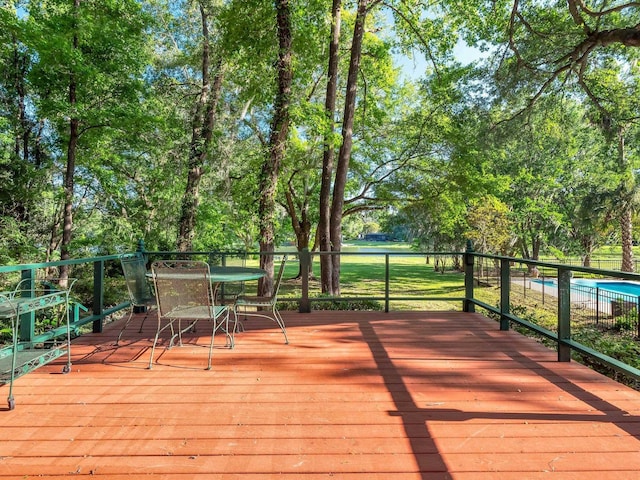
275,249,467,311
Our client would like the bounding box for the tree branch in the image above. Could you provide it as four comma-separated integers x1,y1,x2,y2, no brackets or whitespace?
242,118,267,147
576,0,640,17
557,25,640,66
567,0,592,34
343,204,385,217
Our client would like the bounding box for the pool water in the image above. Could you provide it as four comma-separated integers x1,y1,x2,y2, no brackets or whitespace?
572,280,640,296
534,279,640,297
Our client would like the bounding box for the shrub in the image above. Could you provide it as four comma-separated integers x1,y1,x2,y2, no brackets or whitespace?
276,298,383,311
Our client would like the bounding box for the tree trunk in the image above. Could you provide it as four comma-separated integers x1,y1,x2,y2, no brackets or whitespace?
61,115,77,276
12,34,29,168
621,206,634,272
582,237,593,267
618,130,634,272
59,0,81,286
329,0,369,295
519,236,531,259
284,175,311,278
9,32,29,225
318,0,342,295
258,0,292,296
531,234,541,261
177,4,223,252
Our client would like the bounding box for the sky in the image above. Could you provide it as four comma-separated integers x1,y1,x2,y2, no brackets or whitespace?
396,41,484,79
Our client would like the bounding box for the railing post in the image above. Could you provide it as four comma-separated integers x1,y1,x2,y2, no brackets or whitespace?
500,258,510,331
636,295,640,339
299,248,311,313
463,240,475,312
385,254,390,313
92,260,105,333
19,269,36,342
218,253,228,298
557,267,572,362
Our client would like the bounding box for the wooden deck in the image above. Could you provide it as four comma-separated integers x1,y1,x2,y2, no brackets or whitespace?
1,310,639,479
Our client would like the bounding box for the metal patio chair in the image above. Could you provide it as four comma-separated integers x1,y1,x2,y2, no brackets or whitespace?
234,254,289,344
116,254,156,345
149,260,231,370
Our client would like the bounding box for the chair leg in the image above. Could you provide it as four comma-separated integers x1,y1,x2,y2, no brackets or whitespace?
273,307,289,344
117,307,152,346
235,305,246,332
207,319,217,370
222,308,234,348
116,308,135,346
148,329,161,369
169,319,198,348
137,310,149,333
208,309,231,369
235,305,288,344
231,308,239,345
230,306,239,332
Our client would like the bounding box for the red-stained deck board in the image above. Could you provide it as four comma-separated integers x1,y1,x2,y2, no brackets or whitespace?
1,310,639,479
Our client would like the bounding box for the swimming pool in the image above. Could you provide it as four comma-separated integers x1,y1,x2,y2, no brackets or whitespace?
533,278,640,297
572,279,640,297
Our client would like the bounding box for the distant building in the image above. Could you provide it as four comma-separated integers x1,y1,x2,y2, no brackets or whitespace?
363,233,389,241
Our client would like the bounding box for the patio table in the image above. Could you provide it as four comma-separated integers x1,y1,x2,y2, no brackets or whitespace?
208,266,266,283
146,265,266,284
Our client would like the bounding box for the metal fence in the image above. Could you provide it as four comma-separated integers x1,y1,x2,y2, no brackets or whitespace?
570,283,640,331
521,277,640,334
472,258,640,337
546,258,640,272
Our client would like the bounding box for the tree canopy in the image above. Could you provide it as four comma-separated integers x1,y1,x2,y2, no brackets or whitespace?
1,0,639,279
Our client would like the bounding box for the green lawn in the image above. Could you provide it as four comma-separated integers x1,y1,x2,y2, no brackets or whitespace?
273,242,467,311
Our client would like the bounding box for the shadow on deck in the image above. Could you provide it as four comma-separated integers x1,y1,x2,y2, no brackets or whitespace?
1,310,639,479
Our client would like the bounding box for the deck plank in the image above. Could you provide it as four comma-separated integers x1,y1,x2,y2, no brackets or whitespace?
1,310,639,479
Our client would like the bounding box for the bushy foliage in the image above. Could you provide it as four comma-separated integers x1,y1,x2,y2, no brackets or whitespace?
276,298,383,311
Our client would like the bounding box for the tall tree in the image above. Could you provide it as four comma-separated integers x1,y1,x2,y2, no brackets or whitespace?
59,0,81,282
258,0,293,295
177,1,224,252
21,0,150,269
329,0,381,295
0,3,49,263
282,149,317,272
318,0,342,294
445,0,640,268
581,60,640,271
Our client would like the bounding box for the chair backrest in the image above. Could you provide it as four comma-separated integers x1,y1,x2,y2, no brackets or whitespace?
151,260,213,317
121,254,154,305
272,254,288,300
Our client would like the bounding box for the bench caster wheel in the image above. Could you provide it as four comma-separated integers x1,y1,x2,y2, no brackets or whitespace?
62,364,71,374
8,397,15,410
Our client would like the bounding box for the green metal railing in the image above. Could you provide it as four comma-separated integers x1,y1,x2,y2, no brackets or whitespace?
0,254,127,343
142,248,467,313
464,247,640,382
1,244,639,382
